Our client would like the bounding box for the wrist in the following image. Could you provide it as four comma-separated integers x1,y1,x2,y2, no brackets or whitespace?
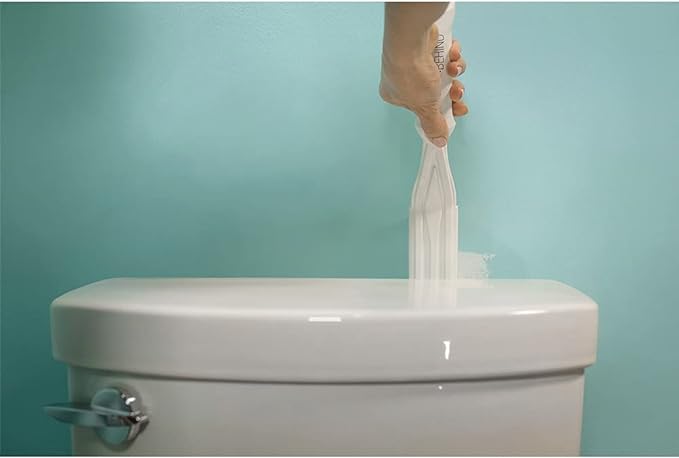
382,2,447,64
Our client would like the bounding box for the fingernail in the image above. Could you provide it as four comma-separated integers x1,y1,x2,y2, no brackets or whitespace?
432,137,447,148
456,65,463,76
459,88,465,98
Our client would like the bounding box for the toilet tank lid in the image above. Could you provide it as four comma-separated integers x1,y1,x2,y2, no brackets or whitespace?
51,278,598,382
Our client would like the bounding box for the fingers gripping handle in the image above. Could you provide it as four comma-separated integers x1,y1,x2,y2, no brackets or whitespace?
434,3,456,136
415,3,457,144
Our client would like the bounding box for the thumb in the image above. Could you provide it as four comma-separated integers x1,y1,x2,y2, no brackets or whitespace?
416,105,449,147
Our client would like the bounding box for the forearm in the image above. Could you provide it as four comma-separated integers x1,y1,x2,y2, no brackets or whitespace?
382,2,448,66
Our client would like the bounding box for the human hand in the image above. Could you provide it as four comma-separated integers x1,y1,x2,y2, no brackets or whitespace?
380,25,468,147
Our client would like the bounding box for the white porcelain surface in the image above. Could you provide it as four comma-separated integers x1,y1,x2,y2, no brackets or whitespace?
69,367,586,456
52,278,597,382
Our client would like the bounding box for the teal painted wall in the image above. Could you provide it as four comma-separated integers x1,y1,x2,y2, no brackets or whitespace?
0,3,3,451
1,2,679,455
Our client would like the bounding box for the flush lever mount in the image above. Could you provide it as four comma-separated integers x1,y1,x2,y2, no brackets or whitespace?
45,387,148,446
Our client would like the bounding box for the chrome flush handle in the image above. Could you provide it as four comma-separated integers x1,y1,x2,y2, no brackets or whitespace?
45,387,148,446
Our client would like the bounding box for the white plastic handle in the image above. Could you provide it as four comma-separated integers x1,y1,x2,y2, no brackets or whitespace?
409,3,458,281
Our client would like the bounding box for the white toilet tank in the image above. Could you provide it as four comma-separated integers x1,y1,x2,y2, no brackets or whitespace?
48,278,598,455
